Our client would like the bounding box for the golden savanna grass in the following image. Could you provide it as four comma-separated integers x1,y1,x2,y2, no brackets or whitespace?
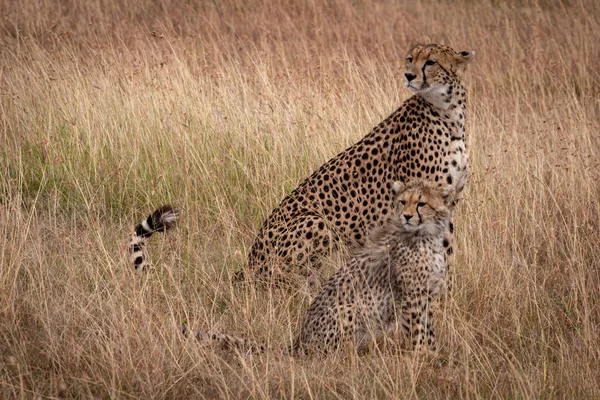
1,0,599,397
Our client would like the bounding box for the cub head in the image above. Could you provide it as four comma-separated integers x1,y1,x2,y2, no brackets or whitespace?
392,180,455,233
404,43,474,96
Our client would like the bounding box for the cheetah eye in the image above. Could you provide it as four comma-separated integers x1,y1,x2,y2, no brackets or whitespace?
417,202,427,207
424,60,436,66
406,56,413,63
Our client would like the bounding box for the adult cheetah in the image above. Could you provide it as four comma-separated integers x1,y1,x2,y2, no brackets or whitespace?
242,43,474,282
185,179,455,354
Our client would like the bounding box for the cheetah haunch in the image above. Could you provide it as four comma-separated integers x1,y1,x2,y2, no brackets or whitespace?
186,179,455,354
243,43,474,282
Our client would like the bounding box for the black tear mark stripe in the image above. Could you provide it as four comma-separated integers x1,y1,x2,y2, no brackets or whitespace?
416,196,424,224
437,63,450,77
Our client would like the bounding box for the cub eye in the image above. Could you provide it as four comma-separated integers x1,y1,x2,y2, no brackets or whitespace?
424,60,436,66
406,56,413,63
417,202,427,207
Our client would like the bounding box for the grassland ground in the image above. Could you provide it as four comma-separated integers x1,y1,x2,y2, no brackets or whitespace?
1,0,600,398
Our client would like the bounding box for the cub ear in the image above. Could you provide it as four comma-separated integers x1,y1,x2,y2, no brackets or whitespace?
392,181,406,196
441,185,457,207
456,50,475,65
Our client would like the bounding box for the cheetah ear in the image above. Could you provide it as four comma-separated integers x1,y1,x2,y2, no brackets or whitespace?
392,181,405,196
456,50,475,65
441,185,457,207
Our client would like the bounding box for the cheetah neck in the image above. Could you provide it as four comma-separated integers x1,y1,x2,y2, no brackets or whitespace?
418,81,467,129
377,216,448,242
404,220,448,240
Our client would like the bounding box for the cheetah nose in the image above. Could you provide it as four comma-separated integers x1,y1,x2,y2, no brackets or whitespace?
404,73,416,82
403,214,413,221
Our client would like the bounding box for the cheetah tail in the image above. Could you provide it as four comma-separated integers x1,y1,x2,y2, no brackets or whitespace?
182,327,266,354
128,205,181,273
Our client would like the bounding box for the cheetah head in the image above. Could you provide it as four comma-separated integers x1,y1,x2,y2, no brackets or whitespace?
392,180,455,234
404,43,474,97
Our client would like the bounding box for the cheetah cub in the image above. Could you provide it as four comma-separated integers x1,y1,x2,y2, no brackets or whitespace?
186,179,455,354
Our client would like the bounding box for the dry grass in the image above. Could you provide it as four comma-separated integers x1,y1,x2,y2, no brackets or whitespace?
1,0,600,398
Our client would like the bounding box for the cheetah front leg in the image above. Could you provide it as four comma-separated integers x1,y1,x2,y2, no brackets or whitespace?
422,295,436,349
401,291,436,350
440,219,455,302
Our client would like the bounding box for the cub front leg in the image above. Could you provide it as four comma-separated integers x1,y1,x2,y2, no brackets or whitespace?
401,292,436,350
